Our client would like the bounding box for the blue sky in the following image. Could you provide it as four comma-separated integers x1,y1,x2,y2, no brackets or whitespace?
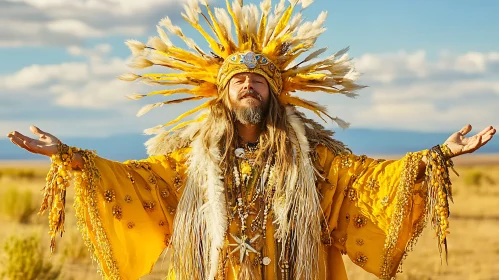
0,0,498,139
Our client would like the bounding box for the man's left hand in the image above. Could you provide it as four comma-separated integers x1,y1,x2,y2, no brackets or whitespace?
444,124,496,157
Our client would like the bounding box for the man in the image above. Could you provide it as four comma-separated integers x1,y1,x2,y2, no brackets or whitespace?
6,0,496,280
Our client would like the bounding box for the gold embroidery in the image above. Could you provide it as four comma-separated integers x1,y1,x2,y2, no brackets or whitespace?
104,190,115,203
128,160,141,169
381,196,389,206
339,234,347,246
73,150,120,278
347,188,357,202
174,176,182,189
127,173,135,184
358,155,368,165
164,234,171,246
356,239,364,246
353,214,367,228
112,204,123,220
160,189,170,199
354,252,368,267
143,201,156,212
380,152,425,278
321,233,333,245
127,222,135,229
124,195,132,203
148,174,157,185
341,156,352,168
159,220,165,227
367,178,379,190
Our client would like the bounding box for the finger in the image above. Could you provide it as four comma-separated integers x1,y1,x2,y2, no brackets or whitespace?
30,125,48,138
12,131,36,143
459,124,472,136
476,126,494,137
480,131,495,146
30,125,59,142
9,134,38,154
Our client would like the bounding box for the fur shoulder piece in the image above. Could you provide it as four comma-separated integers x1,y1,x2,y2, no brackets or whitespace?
292,110,351,156
145,119,205,156
145,108,351,157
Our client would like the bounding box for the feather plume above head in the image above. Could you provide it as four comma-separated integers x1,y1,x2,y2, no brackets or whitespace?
119,0,364,133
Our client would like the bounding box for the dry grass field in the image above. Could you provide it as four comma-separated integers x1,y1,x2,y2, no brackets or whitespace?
0,155,498,280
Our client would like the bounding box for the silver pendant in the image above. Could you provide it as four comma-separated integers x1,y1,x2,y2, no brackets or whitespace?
235,148,245,158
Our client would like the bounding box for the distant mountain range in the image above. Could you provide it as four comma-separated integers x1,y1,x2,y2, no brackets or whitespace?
1,128,497,161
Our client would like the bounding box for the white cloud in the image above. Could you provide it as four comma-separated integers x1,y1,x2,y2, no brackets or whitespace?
298,50,499,133
0,0,187,46
355,50,499,84
0,44,143,109
1,63,89,90
46,19,104,37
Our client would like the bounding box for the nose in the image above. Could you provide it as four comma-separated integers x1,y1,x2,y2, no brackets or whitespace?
242,77,255,90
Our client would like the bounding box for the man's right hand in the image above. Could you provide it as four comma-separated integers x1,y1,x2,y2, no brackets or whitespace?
7,126,60,157
7,126,84,169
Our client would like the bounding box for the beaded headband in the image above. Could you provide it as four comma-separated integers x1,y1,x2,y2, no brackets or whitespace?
217,51,282,94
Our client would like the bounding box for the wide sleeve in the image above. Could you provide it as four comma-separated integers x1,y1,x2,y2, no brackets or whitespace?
53,148,188,280
315,145,452,279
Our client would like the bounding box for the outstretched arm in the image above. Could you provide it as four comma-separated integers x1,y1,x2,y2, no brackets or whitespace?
7,125,185,279
318,124,495,278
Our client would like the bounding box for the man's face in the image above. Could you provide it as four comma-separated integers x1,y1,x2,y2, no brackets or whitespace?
228,72,270,125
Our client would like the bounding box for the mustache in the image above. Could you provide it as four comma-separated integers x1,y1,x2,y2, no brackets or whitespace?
238,89,262,101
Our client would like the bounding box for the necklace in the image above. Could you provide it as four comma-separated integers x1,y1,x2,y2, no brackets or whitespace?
225,143,276,267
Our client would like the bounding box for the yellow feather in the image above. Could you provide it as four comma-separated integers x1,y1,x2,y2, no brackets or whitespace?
182,15,224,57
203,1,231,56
226,0,242,47
278,95,331,122
137,96,205,117
162,99,214,128
166,114,208,133
270,4,295,42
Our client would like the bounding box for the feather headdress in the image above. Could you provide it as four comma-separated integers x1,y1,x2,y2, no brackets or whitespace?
119,0,364,134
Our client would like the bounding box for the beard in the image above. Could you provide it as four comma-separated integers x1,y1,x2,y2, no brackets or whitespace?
232,89,268,125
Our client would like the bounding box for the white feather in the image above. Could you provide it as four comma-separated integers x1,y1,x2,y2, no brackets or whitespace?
332,117,350,129
136,102,161,117
215,8,233,41
147,36,168,52
128,56,154,69
260,0,271,13
183,0,201,23
156,25,173,47
125,39,146,56
143,124,165,135
300,0,313,8
160,17,183,37
117,73,141,82
344,68,360,81
125,93,146,100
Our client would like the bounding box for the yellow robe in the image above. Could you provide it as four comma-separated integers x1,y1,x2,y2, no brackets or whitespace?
71,145,432,280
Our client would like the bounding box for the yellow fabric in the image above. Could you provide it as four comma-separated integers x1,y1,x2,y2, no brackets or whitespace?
72,145,428,279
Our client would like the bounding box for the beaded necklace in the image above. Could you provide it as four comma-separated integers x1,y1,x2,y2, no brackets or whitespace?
222,140,278,277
